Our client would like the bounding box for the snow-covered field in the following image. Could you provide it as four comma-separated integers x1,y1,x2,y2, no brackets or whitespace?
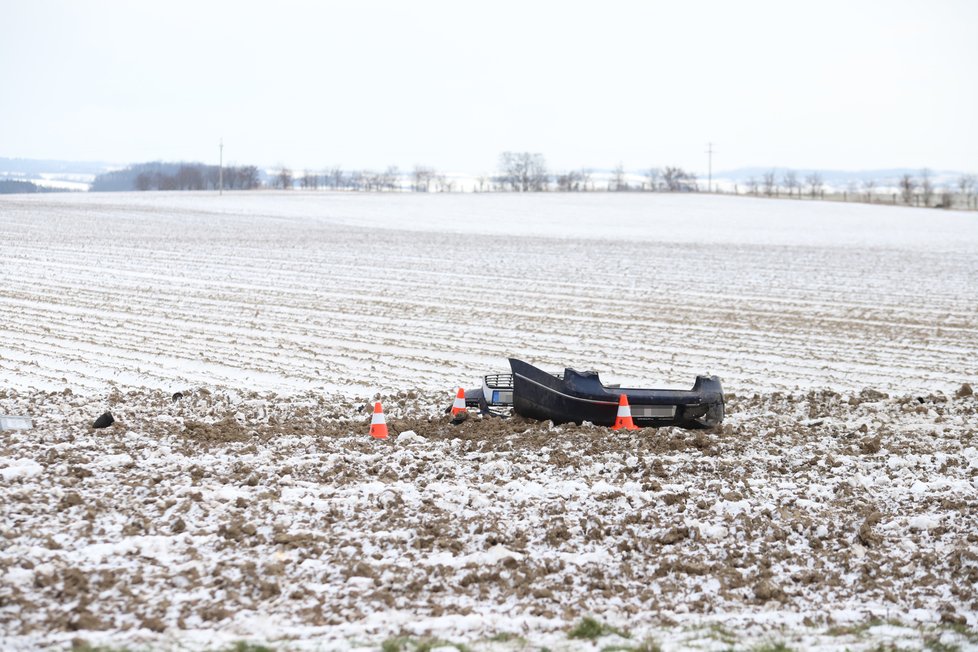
1,192,977,651
2,192,976,397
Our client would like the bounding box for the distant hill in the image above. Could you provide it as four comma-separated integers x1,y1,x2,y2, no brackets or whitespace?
0,157,115,191
0,179,75,194
0,157,114,177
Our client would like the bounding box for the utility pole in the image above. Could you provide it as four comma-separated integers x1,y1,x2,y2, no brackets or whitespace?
705,142,715,193
218,138,223,195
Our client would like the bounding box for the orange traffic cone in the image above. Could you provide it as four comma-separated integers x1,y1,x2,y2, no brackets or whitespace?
369,401,388,439
611,394,640,430
451,388,467,416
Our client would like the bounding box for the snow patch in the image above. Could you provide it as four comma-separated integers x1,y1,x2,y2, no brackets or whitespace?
0,458,43,481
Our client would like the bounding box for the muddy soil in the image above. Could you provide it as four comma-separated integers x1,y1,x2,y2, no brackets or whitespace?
1,386,976,649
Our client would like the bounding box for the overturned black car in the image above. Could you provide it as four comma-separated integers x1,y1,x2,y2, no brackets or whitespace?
464,358,724,430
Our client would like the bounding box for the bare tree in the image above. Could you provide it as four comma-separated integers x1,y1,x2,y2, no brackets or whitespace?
175,165,204,190
556,170,583,192
476,175,488,192
300,170,319,189
580,168,594,191
364,170,383,191
348,170,364,192
434,174,453,192
862,178,877,203
957,174,975,195
746,176,759,196
412,165,435,192
571,171,585,191
957,174,976,209
206,166,221,190
663,167,678,192
382,165,400,191
159,174,177,191
235,166,258,189
899,173,916,205
644,167,661,192
498,152,549,192
782,170,800,198
325,166,344,190
920,168,934,207
276,167,293,190
805,172,824,198
661,166,698,192
762,171,777,197
610,163,627,191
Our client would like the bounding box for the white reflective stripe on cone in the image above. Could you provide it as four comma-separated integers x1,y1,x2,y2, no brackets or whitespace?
371,413,386,424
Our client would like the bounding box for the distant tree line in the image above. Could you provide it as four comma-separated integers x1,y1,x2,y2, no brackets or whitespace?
741,167,977,209
84,156,977,209
744,170,826,199
90,162,259,192
493,152,699,193
274,165,412,192
85,153,704,194
894,169,977,209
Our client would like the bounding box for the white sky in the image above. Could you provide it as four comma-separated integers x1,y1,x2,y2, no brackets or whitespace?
1,0,976,174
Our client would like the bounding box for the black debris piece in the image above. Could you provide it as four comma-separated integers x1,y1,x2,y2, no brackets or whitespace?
93,412,114,429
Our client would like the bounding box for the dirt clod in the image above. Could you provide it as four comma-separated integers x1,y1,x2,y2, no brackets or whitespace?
860,434,882,454
60,492,83,510
754,579,781,603
659,527,689,545
940,608,967,626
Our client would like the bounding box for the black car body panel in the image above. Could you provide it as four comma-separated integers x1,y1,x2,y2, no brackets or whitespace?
508,358,724,429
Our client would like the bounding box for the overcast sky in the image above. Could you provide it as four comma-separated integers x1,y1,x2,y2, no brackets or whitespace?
2,0,976,174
